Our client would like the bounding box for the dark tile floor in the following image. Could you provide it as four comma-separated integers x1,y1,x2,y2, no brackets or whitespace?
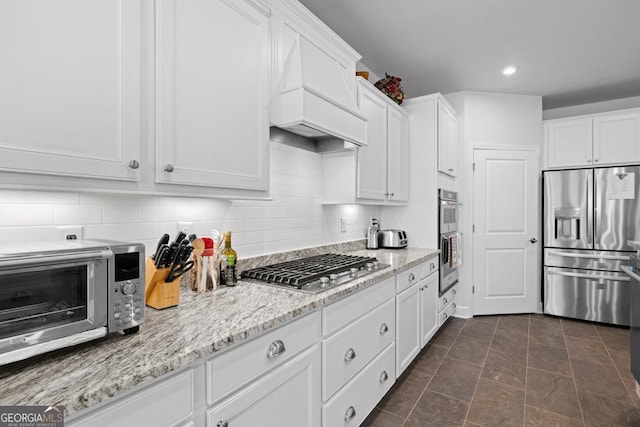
362,314,640,427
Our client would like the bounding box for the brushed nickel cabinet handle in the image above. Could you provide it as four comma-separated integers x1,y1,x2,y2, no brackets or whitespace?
217,422,228,427
345,406,356,422
409,273,415,282
379,323,389,334
164,164,175,173
128,160,139,169
344,348,356,361
266,340,286,358
380,370,389,382
443,297,448,305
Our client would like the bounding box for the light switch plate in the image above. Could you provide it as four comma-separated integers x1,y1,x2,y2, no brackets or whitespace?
340,217,347,233
177,222,193,235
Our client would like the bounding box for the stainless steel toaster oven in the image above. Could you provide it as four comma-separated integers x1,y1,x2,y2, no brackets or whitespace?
0,239,145,365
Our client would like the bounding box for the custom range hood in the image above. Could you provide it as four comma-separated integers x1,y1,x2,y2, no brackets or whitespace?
271,32,368,147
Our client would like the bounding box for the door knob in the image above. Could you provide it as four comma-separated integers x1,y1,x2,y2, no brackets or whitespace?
530,238,538,243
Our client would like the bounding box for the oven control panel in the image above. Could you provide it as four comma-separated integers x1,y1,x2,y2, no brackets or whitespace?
108,243,145,333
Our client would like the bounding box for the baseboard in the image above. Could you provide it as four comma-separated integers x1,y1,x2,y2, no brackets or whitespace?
453,305,472,319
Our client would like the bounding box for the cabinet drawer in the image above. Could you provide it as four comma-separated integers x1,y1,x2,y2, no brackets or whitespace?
206,311,320,405
68,370,193,427
438,285,457,312
421,258,438,278
322,299,395,400
396,264,421,293
322,343,395,427
439,299,457,326
322,276,395,336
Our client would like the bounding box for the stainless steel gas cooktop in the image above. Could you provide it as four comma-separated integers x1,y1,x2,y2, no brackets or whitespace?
240,253,389,294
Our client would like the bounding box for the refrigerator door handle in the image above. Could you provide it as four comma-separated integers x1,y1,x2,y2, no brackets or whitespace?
548,268,630,282
622,265,640,282
547,251,631,261
587,172,593,245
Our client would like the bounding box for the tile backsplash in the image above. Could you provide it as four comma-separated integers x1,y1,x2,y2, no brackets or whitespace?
0,141,381,258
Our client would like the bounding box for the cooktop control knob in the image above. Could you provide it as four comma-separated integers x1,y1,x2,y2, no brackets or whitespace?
329,273,339,282
372,260,379,268
319,277,330,287
366,262,374,270
120,281,136,296
350,268,358,277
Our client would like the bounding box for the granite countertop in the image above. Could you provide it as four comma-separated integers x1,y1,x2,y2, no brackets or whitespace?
0,246,438,417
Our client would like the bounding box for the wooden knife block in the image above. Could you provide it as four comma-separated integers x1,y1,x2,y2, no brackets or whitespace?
145,257,181,309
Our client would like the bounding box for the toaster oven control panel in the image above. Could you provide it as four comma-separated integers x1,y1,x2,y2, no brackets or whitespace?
110,279,144,332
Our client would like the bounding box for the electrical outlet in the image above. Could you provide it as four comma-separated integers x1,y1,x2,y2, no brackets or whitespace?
56,225,84,241
177,222,193,236
340,217,347,233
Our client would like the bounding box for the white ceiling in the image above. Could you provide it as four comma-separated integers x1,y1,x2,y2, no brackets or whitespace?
297,0,640,109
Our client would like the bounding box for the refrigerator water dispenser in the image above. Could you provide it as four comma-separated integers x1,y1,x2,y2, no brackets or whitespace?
554,208,581,240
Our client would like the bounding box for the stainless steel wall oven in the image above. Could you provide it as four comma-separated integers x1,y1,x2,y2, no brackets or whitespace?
439,189,460,295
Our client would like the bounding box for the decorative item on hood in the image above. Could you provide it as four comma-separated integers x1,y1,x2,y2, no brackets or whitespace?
355,71,369,81
374,73,405,105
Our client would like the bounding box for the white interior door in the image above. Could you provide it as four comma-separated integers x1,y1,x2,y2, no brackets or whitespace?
473,148,539,314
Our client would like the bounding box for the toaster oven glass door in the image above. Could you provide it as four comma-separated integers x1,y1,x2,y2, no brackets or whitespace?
0,259,109,349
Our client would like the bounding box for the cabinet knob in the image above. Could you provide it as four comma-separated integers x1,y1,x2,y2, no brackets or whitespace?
448,168,454,172
389,192,395,197
587,159,592,163
431,262,435,270
443,297,448,305
128,160,140,170
379,323,389,334
344,348,356,361
452,289,457,296
266,340,286,358
408,273,415,282
380,370,389,383
164,164,175,173
594,158,599,162
344,406,357,422
453,303,457,310
217,422,228,427
443,313,448,322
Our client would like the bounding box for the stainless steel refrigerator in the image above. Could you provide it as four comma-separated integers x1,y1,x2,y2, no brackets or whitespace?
543,166,640,326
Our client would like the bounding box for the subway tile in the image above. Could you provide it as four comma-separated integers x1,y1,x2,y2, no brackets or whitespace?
121,222,160,241
25,226,57,242
54,205,102,225
0,227,27,242
0,204,54,226
25,191,79,204
83,224,125,241
103,203,143,224
0,190,26,203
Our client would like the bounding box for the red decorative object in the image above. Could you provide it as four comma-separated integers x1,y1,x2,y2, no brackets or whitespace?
374,73,405,105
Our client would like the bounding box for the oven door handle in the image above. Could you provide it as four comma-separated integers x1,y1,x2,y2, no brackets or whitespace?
0,250,113,268
548,267,630,282
547,251,630,261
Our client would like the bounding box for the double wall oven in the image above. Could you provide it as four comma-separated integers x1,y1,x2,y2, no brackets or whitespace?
439,190,459,295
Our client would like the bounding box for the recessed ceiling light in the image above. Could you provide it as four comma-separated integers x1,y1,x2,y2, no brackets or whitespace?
502,65,518,76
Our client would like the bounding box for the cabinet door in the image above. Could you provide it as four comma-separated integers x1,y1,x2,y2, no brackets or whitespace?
395,281,421,377
356,83,388,201
593,111,640,165
156,0,270,191
387,106,409,202
207,345,320,427
0,0,141,181
420,272,439,347
437,101,457,177
545,118,593,168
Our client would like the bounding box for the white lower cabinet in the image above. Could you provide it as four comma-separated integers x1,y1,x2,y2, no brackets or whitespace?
439,284,458,326
322,343,395,427
396,261,440,377
67,369,195,427
207,344,320,427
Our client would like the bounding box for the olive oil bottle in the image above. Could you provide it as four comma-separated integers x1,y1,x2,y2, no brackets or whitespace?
219,231,237,286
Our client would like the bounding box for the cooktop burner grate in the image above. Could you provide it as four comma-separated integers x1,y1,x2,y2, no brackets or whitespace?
240,253,379,288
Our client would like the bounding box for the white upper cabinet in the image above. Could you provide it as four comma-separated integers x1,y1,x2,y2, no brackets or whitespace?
356,83,388,200
437,100,458,177
593,111,640,165
0,0,141,181
545,118,593,168
544,108,640,169
155,0,270,191
322,79,409,205
386,104,409,202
